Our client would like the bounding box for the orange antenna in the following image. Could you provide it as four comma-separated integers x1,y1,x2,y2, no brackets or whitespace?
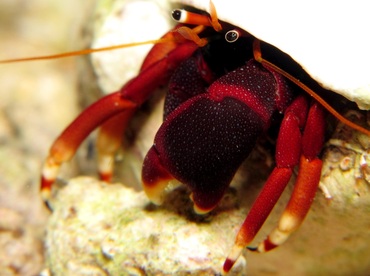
253,39,370,137
2,1,223,64
0,37,176,64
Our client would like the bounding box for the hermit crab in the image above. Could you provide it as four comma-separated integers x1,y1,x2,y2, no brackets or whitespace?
6,0,367,274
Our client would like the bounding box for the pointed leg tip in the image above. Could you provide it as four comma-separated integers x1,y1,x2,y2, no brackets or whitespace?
99,172,112,183
222,258,234,274
250,238,277,253
40,186,53,211
247,246,258,252
222,244,244,274
98,154,114,182
41,159,60,195
43,199,53,212
40,177,52,198
40,187,51,199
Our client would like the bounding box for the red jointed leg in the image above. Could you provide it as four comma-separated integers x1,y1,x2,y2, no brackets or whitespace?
97,111,135,182
96,40,200,183
255,101,325,252
41,92,136,200
223,167,293,272
255,156,322,252
41,39,199,202
223,95,310,273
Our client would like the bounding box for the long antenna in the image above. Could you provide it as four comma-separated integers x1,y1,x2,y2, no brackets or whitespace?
0,38,175,64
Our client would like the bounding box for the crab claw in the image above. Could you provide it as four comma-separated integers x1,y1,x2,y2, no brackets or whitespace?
142,92,264,214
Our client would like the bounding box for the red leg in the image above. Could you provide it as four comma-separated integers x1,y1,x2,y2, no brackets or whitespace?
254,101,325,252
223,97,326,273
254,156,322,252
96,111,135,182
40,39,199,202
96,37,202,183
40,92,136,200
94,26,193,183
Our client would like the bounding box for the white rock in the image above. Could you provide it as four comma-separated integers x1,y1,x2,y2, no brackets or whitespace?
178,0,370,110
91,0,173,94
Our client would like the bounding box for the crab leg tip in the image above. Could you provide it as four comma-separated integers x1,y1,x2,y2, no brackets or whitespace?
44,200,53,211
222,258,234,274
246,246,257,251
40,182,53,211
98,154,114,182
255,237,278,253
40,169,56,198
223,245,244,273
40,185,51,201
41,157,61,185
99,172,112,183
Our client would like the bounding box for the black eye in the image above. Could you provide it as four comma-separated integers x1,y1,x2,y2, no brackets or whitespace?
172,9,182,21
225,30,240,43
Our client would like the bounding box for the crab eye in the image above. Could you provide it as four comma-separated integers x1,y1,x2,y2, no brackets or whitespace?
172,9,186,22
225,30,240,43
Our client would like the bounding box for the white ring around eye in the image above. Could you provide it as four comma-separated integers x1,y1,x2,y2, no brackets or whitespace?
225,30,240,43
172,9,187,23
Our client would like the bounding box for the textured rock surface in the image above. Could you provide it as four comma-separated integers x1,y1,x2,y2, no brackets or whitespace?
45,177,246,275
320,111,370,202
45,162,370,276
